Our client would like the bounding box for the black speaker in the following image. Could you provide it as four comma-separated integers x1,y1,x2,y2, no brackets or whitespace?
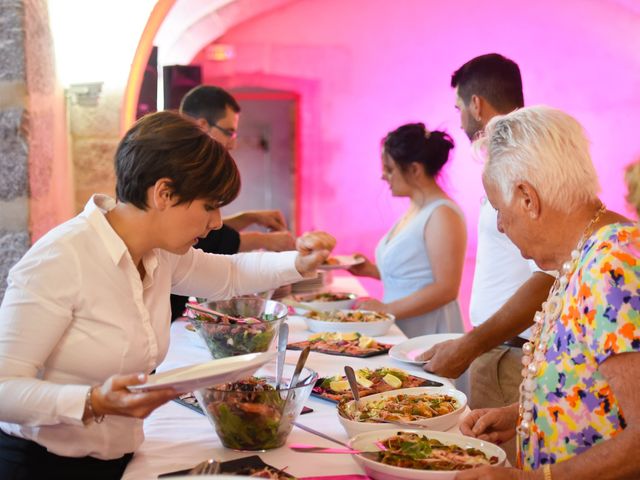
163,64,202,111
136,46,158,120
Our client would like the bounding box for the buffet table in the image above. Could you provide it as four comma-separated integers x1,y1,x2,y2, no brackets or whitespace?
122,277,458,479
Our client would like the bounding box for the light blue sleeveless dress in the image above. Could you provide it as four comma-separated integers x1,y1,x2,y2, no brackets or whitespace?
375,199,465,338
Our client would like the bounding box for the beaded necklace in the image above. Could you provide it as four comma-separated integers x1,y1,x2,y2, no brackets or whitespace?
516,203,607,466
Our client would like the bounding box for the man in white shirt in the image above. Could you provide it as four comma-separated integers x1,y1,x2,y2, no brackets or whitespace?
0,110,334,479
421,53,554,412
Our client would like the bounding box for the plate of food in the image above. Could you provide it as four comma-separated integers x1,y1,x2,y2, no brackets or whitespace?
294,291,357,311
389,333,464,365
337,386,467,437
303,309,395,337
127,352,275,393
318,255,365,270
288,332,392,358
312,367,443,403
349,429,505,479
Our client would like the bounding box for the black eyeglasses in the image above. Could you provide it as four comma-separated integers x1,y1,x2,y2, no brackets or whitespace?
210,123,238,139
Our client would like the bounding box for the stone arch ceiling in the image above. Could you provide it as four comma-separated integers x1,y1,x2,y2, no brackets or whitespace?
155,0,639,67
155,0,297,65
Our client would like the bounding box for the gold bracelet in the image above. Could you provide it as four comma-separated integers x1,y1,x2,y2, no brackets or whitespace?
543,464,552,480
86,385,105,424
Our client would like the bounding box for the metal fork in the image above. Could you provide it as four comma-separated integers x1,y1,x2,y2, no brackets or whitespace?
189,458,220,475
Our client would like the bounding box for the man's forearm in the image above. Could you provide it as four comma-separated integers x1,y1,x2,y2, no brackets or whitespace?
237,231,265,252
223,212,254,231
467,271,554,355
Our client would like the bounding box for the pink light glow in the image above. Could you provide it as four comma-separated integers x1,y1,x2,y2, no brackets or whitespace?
191,0,640,328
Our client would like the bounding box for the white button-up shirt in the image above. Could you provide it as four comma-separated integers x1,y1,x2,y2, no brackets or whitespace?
0,195,303,459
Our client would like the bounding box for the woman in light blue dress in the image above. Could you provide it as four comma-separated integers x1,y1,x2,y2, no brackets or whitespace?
350,123,466,338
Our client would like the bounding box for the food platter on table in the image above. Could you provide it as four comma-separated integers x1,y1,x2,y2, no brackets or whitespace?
288,331,392,358
160,455,295,479
311,366,443,403
349,429,506,479
337,386,467,436
293,291,357,311
302,309,395,337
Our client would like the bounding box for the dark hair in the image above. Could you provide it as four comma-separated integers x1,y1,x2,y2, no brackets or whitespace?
383,123,454,177
115,110,240,209
179,85,241,125
451,53,524,112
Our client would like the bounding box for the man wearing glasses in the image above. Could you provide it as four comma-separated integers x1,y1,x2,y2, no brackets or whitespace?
181,86,241,150
169,85,296,320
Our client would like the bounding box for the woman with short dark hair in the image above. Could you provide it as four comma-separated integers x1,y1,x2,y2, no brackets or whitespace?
0,111,334,479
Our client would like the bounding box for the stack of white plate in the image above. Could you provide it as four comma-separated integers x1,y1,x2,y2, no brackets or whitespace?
291,270,329,294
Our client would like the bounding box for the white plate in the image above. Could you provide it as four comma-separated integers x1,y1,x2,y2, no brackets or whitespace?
349,429,506,480
318,254,365,270
295,292,357,311
128,352,275,393
303,310,395,337
388,333,464,365
338,386,467,437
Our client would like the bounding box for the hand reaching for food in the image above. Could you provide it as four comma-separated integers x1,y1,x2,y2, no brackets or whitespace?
249,210,288,231
459,404,518,445
353,297,388,313
223,210,288,232
294,231,336,275
347,254,380,279
419,337,474,378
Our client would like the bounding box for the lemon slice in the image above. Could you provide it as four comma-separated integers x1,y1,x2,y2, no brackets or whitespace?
355,375,373,388
358,336,375,348
341,332,359,341
329,380,351,392
382,373,402,388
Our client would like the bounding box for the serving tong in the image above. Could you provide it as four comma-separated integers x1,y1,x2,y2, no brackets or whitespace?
185,303,260,324
289,443,383,454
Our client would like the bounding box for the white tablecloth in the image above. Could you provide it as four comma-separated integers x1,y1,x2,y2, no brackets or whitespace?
122,277,459,479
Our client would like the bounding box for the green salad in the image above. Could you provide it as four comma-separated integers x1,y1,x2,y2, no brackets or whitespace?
198,377,290,450
190,312,279,359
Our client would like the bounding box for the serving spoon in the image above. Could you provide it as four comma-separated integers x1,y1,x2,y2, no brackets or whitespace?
344,366,363,410
275,323,289,389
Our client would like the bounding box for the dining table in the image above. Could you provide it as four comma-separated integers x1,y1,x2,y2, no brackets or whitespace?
122,275,463,479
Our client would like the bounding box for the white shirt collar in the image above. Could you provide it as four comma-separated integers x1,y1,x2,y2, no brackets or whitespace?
80,194,131,266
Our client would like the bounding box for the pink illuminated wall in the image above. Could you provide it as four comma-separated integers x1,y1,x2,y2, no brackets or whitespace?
190,0,640,326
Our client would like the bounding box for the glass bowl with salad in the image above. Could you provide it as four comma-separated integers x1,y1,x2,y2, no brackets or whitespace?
194,362,318,451
187,297,288,359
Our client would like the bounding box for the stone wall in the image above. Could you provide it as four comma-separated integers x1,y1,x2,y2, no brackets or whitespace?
69,88,121,211
0,0,73,301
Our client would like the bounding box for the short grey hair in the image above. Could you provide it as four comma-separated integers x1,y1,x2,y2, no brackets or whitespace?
476,105,600,213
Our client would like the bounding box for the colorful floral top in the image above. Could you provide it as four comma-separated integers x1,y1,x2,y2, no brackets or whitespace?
520,223,640,470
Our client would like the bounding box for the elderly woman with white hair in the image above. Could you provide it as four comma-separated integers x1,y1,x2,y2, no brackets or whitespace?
456,106,640,480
